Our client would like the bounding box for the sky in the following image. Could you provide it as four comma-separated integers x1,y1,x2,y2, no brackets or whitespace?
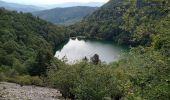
2,0,109,5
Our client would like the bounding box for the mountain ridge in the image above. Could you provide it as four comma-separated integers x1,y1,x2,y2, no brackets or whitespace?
0,0,44,12
70,0,169,46
40,2,105,9
33,6,98,25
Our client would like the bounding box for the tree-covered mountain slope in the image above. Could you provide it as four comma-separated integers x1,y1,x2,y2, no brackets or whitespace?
53,0,170,99
32,6,98,25
0,0,169,100
70,0,169,46
0,8,68,77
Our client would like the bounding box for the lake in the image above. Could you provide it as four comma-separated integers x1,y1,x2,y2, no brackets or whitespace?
55,38,127,63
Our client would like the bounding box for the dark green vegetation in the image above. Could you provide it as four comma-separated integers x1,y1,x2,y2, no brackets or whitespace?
33,6,98,25
0,0,170,100
0,8,68,85
49,48,170,99
70,0,169,46
0,0,43,12
52,0,170,99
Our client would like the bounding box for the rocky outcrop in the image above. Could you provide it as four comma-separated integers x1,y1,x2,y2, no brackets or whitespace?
0,82,63,100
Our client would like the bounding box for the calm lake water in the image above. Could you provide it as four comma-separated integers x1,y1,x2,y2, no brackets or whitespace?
55,38,127,63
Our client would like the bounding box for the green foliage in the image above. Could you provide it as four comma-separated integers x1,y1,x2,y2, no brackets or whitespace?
48,47,170,99
47,1,170,99
13,59,27,75
28,49,53,76
0,8,68,84
0,72,6,81
14,75,32,85
70,0,169,46
30,76,43,86
48,62,122,99
90,54,101,64
0,0,169,100
6,75,43,86
119,47,170,100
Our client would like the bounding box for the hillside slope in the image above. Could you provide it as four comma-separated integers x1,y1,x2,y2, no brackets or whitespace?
52,0,170,99
0,8,68,78
0,1,169,100
70,0,169,46
0,0,43,12
33,6,98,25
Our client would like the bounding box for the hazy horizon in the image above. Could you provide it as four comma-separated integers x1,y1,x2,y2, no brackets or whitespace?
1,0,109,6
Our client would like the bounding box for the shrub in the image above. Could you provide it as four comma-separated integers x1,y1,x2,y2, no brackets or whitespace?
30,76,43,86
0,72,6,81
49,62,122,99
15,75,32,85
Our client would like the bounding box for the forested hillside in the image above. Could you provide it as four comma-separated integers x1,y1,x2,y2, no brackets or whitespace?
70,0,169,46
0,8,68,82
54,0,169,99
0,0,170,100
33,6,98,25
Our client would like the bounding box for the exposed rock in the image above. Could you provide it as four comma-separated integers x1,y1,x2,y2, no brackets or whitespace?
0,82,63,100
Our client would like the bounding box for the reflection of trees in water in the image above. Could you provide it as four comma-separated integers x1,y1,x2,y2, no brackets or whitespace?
53,39,69,54
54,38,128,63
71,37,76,40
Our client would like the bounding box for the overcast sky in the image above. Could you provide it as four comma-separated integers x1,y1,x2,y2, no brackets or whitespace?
2,0,109,5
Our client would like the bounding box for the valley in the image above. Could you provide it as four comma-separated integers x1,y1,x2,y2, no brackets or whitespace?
0,0,169,100
32,6,98,25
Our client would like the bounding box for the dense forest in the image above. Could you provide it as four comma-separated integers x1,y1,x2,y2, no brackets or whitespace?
0,0,170,100
53,0,170,99
70,0,169,46
0,7,68,82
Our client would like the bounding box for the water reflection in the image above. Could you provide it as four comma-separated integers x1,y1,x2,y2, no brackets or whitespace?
55,38,126,64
